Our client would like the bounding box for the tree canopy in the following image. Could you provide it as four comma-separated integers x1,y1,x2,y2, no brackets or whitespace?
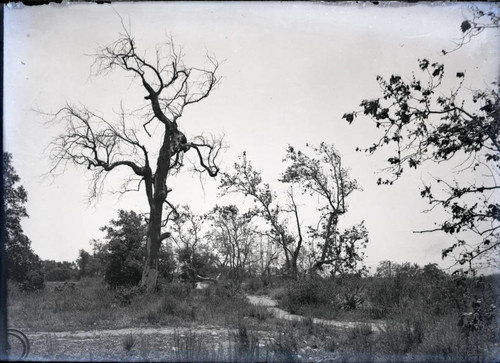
3,152,44,291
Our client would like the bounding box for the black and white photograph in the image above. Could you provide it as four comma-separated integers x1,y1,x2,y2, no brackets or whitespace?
2,1,499,361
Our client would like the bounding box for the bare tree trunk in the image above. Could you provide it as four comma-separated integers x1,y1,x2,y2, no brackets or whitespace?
141,203,162,291
141,128,171,291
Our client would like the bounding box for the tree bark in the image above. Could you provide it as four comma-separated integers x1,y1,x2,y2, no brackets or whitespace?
141,126,171,291
140,202,162,291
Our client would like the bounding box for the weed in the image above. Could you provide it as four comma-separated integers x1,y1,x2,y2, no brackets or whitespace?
45,332,57,357
122,333,135,353
246,304,272,321
301,315,315,334
233,320,260,361
269,326,299,362
380,317,424,355
173,330,205,362
113,286,142,307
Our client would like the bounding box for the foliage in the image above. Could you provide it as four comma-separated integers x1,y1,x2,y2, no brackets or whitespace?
281,143,368,276
122,334,136,353
206,205,258,283
442,5,500,55
281,276,336,315
170,206,219,285
344,7,500,271
7,271,499,361
100,210,146,287
221,144,369,278
220,152,303,277
3,152,45,291
76,249,91,279
97,210,177,288
42,260,78,281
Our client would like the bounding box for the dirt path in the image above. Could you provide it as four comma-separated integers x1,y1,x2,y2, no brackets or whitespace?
246,294,384,332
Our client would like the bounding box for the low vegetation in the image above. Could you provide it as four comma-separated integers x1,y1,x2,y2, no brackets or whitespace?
7,265,499,361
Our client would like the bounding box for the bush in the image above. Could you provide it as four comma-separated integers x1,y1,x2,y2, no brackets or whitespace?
281,277,333,314
269,327,299,362
161,281,192,299
18,268,45,291
246,276,264,293
345,323,374,355
380,312,426,355
113,285,143,307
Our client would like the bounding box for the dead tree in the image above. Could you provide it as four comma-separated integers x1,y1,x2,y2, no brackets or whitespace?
47,29,222,291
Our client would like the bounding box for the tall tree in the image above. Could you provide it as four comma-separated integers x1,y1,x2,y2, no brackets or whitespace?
3,152,44,291
47,30,222,290
343,7,499,271
281,143,367,275
220,152,304,278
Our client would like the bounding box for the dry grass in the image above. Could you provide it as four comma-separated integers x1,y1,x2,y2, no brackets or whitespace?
7,275,500,362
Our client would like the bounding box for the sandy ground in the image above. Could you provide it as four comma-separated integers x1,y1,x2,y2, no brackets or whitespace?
246,294,384,331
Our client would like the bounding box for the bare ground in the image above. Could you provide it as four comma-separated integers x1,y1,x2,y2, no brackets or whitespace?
246,294,384,331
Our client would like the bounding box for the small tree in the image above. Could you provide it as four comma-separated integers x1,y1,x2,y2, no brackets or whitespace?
170,206,218,285
207,205,258,283
281,143,368,275
3,152,44,291
47,28,222,291
101,210,146,288
220,152,304,278
76,249,91,279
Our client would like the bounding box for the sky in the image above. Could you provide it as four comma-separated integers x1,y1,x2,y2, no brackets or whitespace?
3,2,500,273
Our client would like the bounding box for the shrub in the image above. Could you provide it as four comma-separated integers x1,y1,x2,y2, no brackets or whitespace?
113,285,143,307
122,334,135,352
269,327,299,362
18,268,45,292
380,312,426,355
246,304,272,321
345,323,374,355
161,281,192,299
233,320,260,361
173,330,205,362
246,276,264,293
281,277,333,314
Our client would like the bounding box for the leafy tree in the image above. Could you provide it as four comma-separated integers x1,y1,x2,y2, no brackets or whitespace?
3,152,44,291
42,260,77,281
97,210,176,288
344,8,500,271
170,206,219,285
101,210,146,287
281,143,368,275
76,249,91,279
375,260,395,278
220,152,304,278
47,28,222,291
207,205,258,283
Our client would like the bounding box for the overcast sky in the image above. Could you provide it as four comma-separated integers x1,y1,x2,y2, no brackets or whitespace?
4,2,499,272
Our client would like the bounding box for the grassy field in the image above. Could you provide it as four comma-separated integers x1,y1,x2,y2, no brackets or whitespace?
7,275,500,362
